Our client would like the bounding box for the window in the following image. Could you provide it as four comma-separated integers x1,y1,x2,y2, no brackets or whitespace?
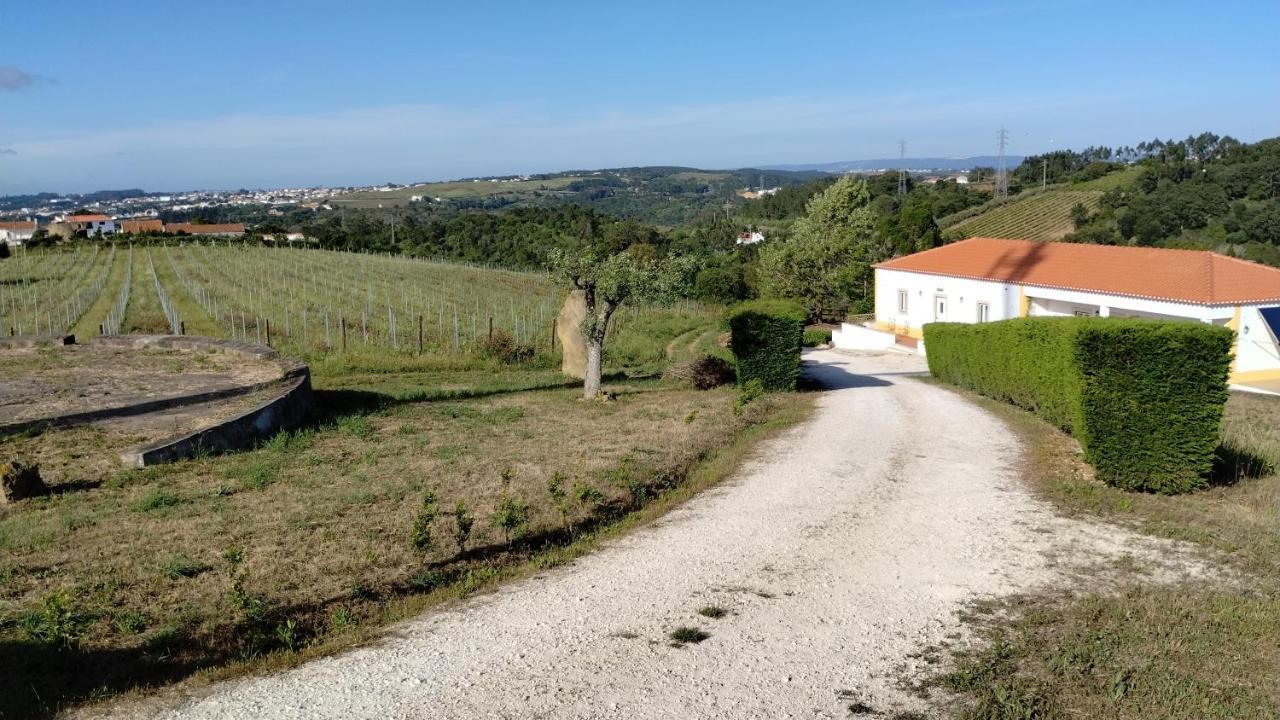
977,302,990,322
1074,310,1093,317
897,289,908,313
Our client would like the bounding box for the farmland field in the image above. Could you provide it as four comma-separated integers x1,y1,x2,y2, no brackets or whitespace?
2,243,716,369
946,189,1102,241
0,243,787,719
330,176,588,208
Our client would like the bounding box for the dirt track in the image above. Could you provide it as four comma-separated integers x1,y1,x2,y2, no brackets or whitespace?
104,349,1203,719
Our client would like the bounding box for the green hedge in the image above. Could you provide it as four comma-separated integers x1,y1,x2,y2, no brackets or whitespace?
727,300,807,391
924,318,1233,494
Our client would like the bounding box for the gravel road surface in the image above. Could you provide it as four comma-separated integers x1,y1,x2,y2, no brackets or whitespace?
103,349,1196,719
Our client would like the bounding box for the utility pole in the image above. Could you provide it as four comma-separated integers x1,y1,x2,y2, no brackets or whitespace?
1042,158,1047,189
995,128,1010,200
897,140,907,196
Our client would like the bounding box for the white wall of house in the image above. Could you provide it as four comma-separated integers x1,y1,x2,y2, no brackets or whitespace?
87,219,116,235
1236,305,1280,377
866,267,1280,383
874,268,1020,335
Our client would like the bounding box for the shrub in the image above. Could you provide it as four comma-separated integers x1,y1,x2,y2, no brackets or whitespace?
480,329,534,364
491,493,529,544
410,489,439,554
924,318,1233,493
664,355,736,389
802,328,832,347
452,499,474,552
726,300,807,391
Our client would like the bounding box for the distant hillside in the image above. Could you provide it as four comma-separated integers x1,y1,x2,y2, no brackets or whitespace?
762,156,1020,173
329,166,831,226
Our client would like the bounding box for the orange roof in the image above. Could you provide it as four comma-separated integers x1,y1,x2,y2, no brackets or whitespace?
66,214,111,222
0,220,36,232
119,219,164,233
876,237,1280,306
165,223,245,235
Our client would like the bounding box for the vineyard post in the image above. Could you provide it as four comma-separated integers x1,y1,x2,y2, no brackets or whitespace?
341,316,347,352
488,315,493,341
98,324,103,336
417,315,424,354
180,321,185,336
551,318,556,349
265,318,271,346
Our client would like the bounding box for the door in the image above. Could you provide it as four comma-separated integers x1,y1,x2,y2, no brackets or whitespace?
933,295,947,321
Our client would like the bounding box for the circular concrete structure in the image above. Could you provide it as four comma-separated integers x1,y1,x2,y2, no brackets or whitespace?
0,335,312,467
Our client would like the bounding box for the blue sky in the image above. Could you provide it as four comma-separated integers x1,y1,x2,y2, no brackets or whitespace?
1,0,1277,193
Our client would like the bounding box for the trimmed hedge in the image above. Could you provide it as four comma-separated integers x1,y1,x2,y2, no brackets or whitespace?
924,318,1233,494
727,300,807,391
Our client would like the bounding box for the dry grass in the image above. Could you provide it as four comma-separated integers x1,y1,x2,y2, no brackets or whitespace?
932,385,1280,719
0,371,809,717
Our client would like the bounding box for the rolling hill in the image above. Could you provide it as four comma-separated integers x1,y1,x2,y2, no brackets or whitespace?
942,189,1102,241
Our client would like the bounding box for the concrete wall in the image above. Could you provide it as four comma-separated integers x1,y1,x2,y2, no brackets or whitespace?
874,268,1019,338
119,372,312,468
832,323,898,351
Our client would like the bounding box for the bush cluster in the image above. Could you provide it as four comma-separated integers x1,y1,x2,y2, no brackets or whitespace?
924,317,1233,493
664,355,736,389
479,329,535,364
802,328,832,347
726,300,807,391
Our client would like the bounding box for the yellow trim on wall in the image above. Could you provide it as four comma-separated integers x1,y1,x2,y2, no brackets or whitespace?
1227,306,1243,375
871,320,923,340
1018,287,1029,318
1230,368,1280,384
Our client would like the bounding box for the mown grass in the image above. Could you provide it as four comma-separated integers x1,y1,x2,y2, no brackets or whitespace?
0,364,810,717
934,387,1280,719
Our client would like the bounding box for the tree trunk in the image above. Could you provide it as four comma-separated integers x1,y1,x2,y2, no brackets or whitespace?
582,338,603,399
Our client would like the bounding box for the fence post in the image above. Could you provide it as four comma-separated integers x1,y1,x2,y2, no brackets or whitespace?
418,315,424,354
98,324,104,336
551,318,556,349
488,315,493,340
341,316,347,351
265,318,271,346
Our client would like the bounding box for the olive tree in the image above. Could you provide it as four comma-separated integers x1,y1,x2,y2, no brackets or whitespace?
548,247,686,399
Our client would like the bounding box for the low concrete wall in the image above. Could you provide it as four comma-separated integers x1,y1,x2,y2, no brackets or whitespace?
0,334,75,349
832,323,897,352
119,371,313,467
0,336,306,437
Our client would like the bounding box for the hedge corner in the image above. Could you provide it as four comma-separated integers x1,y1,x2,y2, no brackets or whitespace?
726,300,807,391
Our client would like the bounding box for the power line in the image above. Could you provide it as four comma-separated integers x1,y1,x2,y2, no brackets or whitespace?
897,140,907,196
995,128,1010,200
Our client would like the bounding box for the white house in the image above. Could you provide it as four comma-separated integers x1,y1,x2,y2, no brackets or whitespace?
0,219,37,245
59,213,116,236
736,231,765,245
832,237,1280,394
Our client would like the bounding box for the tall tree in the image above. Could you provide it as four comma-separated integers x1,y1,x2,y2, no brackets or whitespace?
756,175,884,319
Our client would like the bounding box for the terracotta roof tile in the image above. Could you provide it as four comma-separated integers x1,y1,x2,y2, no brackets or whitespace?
119,219,164,233
876,237,1280,306
165,223,245,235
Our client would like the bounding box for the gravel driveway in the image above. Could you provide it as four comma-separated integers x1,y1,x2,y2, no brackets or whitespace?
103,348,1195,719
